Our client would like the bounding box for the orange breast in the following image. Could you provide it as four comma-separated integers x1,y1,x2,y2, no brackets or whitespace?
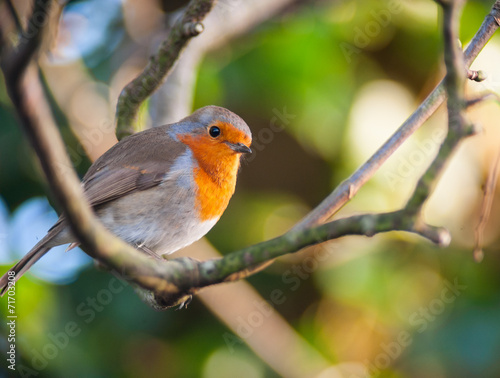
192,165,237,221
179,134,241,221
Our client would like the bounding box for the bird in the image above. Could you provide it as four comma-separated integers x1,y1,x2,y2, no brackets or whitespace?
0,105,252,295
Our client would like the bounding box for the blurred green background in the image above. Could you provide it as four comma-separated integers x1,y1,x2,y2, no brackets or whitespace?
2,0,500,377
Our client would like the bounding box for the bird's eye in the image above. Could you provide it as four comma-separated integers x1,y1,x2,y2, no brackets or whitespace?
209,126,221,138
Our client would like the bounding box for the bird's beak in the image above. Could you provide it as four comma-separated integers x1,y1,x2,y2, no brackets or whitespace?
226,142,252,154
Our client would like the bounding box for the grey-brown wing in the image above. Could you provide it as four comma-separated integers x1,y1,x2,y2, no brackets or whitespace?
81,126,187,208
82,166,166,208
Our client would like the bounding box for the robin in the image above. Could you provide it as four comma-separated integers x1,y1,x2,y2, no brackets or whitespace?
0,106,252,295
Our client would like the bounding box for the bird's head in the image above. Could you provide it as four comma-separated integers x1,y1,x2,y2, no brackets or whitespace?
172,106,252,160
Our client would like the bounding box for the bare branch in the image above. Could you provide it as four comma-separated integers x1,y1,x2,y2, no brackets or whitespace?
292,0,500,232
115,0,215,139
150,210,451,308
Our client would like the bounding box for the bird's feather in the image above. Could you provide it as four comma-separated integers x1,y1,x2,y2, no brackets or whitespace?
82,126,187,208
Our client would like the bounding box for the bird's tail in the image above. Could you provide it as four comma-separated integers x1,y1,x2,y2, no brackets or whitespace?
0,235,53,296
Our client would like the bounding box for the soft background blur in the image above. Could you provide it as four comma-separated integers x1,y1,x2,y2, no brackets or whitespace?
1,0,500,377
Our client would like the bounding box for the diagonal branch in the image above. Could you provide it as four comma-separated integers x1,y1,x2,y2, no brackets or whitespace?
141,210,452,308
115,0,215,139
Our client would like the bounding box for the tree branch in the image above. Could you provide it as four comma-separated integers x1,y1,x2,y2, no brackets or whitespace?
115,0,215,139
292,0,500,232
144,210,452,308
405,0,470,213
